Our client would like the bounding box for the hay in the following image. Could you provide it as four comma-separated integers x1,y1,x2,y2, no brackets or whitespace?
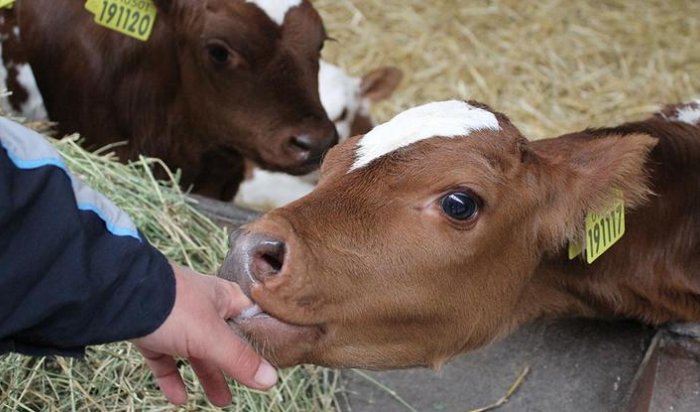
1,1,698,409
0,136,342,411
315,0,700,138
468,366,530,412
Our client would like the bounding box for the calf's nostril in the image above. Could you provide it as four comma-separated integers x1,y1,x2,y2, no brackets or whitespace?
289,135,314,153
260,251,283,273
251,239,286,278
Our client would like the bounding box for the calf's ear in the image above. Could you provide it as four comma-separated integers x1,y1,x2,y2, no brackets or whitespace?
360,67,404,103
528,133,657,251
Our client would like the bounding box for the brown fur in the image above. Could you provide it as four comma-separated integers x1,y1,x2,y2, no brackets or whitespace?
219,101,700,370
13,0,336,200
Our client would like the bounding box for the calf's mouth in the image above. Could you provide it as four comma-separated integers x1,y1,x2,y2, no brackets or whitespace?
226,303,323,367
218,229,324,367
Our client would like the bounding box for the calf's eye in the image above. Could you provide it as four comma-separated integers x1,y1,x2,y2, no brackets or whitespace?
209,45,230,65
440,192,479,221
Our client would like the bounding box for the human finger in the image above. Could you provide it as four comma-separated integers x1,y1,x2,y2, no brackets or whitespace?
139,349,188,405
191,358,232,407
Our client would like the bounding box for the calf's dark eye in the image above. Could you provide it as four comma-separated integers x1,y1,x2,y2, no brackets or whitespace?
440,192,479,221
208,45,230,65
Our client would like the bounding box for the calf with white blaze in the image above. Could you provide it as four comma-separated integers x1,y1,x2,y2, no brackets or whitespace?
12,0,337,200
235,61,402,209
219,99,700,369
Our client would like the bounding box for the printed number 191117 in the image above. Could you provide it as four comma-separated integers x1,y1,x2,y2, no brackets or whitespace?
584,194,625,263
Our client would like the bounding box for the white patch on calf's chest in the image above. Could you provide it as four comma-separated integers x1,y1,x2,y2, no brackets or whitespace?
350,100,501,171
318,61,362,141
673,100,700,126
246,0,302,25
235,169,315,210
0,25,47,120
0,42,11,114
319,61,350,121
16,63,47,120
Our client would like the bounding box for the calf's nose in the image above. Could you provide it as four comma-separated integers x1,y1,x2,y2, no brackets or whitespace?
286,121,339,164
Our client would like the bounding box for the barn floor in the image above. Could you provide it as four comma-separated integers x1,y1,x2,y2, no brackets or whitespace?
338,321,700,412
311,0,700,411
342,319,654,411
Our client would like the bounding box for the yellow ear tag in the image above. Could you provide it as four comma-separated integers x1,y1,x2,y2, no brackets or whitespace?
568,190,626,263
0,0,15,9
84,0,157,42
568,238,584,260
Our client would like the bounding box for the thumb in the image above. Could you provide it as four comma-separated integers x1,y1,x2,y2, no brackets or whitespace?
197,273,278,388
199,317,278,389
211,277,256,320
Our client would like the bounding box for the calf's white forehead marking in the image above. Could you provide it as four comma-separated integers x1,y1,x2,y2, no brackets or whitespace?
350,100,501,171
246,0,302,25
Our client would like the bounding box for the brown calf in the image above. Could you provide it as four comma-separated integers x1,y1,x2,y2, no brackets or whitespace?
219,99,700,370
13,0,336,200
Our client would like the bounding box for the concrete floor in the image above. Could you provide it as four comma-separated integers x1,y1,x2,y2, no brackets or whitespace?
342,319,654,412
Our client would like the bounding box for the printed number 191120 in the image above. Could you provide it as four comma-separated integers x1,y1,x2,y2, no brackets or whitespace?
85,0,157,42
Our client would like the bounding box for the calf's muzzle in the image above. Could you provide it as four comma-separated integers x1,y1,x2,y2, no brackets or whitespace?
271,116,338,175
218,227,326,368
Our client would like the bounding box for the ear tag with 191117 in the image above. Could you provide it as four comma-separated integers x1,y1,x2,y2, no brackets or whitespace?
568,190,625,263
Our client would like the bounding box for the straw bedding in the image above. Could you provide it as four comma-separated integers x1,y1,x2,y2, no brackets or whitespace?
1,0,698,410
316,0,700,138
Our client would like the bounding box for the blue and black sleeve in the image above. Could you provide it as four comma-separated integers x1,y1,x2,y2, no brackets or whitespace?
0,118,175,357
